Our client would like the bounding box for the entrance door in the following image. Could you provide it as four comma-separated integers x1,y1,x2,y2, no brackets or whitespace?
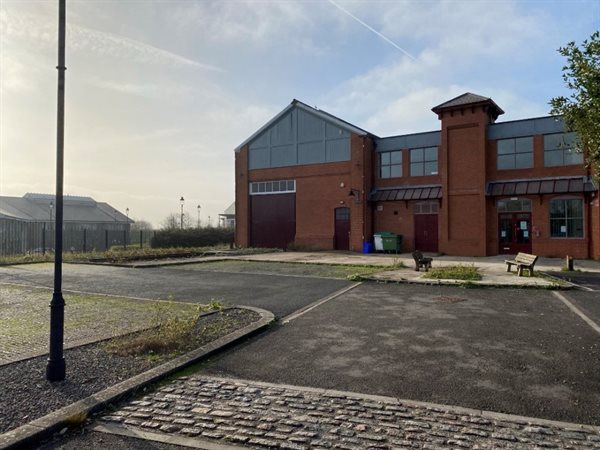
498,213,532,254
334,207,350,250
414,214,438,252
250,193,296,249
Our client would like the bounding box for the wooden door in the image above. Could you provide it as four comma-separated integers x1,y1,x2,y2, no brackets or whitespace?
414,214,438,252
334,207,350,250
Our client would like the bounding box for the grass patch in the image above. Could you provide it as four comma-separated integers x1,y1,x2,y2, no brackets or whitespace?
423,264,482,281
169,260,402,280
0,246,278,266
104,300,225,359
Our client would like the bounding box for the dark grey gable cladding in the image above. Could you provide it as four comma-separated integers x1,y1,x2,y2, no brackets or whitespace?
375,131,441,152
488,116,565,140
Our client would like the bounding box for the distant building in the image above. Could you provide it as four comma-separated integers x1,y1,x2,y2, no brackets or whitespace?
234,93,599,259
0,193,132,255
218,202,235,228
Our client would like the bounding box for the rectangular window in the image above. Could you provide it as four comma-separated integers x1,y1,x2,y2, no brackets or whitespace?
497,137,533,170
550,198,583,238
544,132,582,167
410,147,438,176
379,151,402,178
249,180,296,195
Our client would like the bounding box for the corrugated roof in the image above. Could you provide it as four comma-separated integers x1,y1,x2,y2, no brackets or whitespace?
369,185,443,202
0,194,131,223
487,177,598,196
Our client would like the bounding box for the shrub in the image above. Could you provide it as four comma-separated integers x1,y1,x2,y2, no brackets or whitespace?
151,228,234,248
423,264,482,281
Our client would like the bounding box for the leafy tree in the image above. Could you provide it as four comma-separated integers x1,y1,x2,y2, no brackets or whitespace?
550,31,600,179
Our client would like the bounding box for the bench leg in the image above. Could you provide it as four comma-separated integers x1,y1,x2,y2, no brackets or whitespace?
506,264,512,272
517,266,523,277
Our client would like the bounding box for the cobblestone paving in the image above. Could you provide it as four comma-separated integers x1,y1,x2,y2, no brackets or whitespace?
0,284,197,364
100,376,600,449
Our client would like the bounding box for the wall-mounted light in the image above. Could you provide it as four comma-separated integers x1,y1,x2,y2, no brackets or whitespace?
348,188,361,204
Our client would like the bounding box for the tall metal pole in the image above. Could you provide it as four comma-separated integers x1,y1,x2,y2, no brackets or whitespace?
47,0,66,382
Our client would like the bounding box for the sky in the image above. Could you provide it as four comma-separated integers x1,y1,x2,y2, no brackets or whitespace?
1,0,598,228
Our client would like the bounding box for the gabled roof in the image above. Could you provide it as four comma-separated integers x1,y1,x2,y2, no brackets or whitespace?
432,92,504,120
221,202,235,216
234,99,373,152
0,193,132,223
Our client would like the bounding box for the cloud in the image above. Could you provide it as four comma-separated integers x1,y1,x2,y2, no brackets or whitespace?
0,9,224,71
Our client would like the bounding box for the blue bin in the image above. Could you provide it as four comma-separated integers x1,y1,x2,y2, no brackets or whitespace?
362,242,373,254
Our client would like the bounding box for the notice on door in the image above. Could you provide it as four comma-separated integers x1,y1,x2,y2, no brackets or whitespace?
520,221,528,230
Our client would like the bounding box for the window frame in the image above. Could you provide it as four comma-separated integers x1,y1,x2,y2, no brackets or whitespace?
379,150,402,179
543,132,582,167
496,136,533,170
249,179,296,196
410,146,438,177
549,197,584,239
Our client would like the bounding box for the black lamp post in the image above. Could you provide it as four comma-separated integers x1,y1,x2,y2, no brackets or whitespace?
197,205,201,228
47,0,66,382
180,196,184,229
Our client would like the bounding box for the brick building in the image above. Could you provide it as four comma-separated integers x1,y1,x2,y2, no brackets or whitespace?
234,93,599,259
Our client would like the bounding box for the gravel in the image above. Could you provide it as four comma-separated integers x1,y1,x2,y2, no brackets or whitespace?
0,308,260,434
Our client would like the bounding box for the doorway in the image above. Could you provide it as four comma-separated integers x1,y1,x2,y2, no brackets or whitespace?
498,212,532,254
334,207,350,250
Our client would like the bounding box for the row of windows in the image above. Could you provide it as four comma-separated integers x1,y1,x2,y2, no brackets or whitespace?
496,132,582,170
249,180,296,195
378,133,582,179
379,147,438,179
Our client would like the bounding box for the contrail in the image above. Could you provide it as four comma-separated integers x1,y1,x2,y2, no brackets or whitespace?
327,0,416,60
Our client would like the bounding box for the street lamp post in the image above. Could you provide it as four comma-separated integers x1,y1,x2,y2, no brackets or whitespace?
125,208,129,249
197,205,201,228
47,0,67,382
180,196,185,229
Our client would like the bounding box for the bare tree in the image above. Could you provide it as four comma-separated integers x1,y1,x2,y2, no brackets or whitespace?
131,219,153,231
161,212,192,230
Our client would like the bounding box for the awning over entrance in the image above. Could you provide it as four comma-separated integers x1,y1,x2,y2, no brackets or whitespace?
486,177,598,197
369,185,442,202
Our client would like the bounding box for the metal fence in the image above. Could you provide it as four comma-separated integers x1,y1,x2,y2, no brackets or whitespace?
0,219,154,256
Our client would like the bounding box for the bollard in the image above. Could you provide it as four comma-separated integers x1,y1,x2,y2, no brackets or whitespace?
565,255,574,271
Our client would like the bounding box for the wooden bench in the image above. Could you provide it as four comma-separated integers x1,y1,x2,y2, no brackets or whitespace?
412,251,433,272
505,252,538,277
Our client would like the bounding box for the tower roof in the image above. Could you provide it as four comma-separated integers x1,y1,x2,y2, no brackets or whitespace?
432,92,504,121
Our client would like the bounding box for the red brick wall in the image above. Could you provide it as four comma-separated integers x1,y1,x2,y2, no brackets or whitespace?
234,146,250,247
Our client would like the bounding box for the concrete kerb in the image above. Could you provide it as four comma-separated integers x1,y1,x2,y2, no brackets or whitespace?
0,306,275,450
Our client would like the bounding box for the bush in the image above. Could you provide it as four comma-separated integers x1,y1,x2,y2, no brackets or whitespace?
423,264,482,281
151,228,234,248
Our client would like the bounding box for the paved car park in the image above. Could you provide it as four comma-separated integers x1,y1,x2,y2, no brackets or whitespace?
200,283,600,426
0,263,349,318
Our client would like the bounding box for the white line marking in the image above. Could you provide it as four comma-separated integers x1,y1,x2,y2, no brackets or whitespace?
281,282,362,324
552,291,600,335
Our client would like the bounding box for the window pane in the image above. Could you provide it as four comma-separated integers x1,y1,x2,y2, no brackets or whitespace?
381,152,390,165
567,199,583,217
567,218,584,237
424,161,438,175
550,200,565,217
544,134,562,150
390,164,402,178
287,180,295,191
544,150,563,167
410,162,423,177
380,166,390,178
550,218,566,237
258,183,265,193
265,182,272,192
251,183,258,193
424,147,438,161
498,154,515,170
515,137,533,153
497,200,506,212
497,139,515,155
391,151,402,164
411,148,424,162
278,181,285,191
515,152,533,169
564,151,584,165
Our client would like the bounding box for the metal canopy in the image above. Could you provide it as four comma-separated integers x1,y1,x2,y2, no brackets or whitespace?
487,177,597,197
369,185,442,202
